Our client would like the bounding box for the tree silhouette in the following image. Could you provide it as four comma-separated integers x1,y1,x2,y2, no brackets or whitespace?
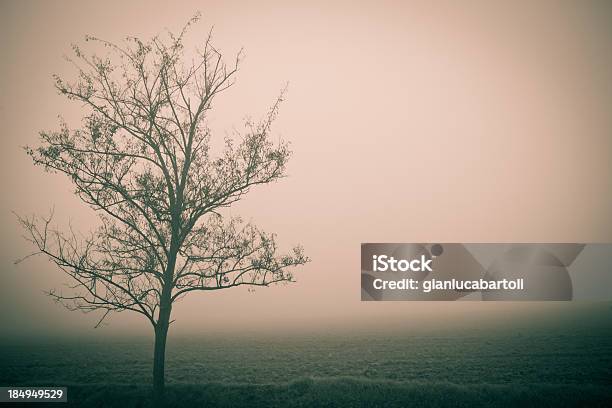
17,14,308,402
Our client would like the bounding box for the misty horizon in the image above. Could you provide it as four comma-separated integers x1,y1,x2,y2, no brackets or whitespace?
2,0,612,340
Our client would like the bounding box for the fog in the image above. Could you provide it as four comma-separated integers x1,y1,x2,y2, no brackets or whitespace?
1,0,611,340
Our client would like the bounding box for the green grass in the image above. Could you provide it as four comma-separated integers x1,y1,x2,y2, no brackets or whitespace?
2,332,611,407
63,379,612,407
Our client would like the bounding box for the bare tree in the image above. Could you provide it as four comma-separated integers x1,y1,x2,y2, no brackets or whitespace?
16,14,308,402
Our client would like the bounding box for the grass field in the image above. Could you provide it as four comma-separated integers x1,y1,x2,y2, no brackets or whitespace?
1,331,611,407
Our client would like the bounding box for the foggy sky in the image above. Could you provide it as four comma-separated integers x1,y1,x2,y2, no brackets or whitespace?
1,0,611,339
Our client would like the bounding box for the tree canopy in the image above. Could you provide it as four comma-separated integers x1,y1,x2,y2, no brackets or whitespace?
18,14,308,329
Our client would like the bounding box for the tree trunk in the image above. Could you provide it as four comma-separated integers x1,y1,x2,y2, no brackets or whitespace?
153,222,179,405
153,297,172,405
